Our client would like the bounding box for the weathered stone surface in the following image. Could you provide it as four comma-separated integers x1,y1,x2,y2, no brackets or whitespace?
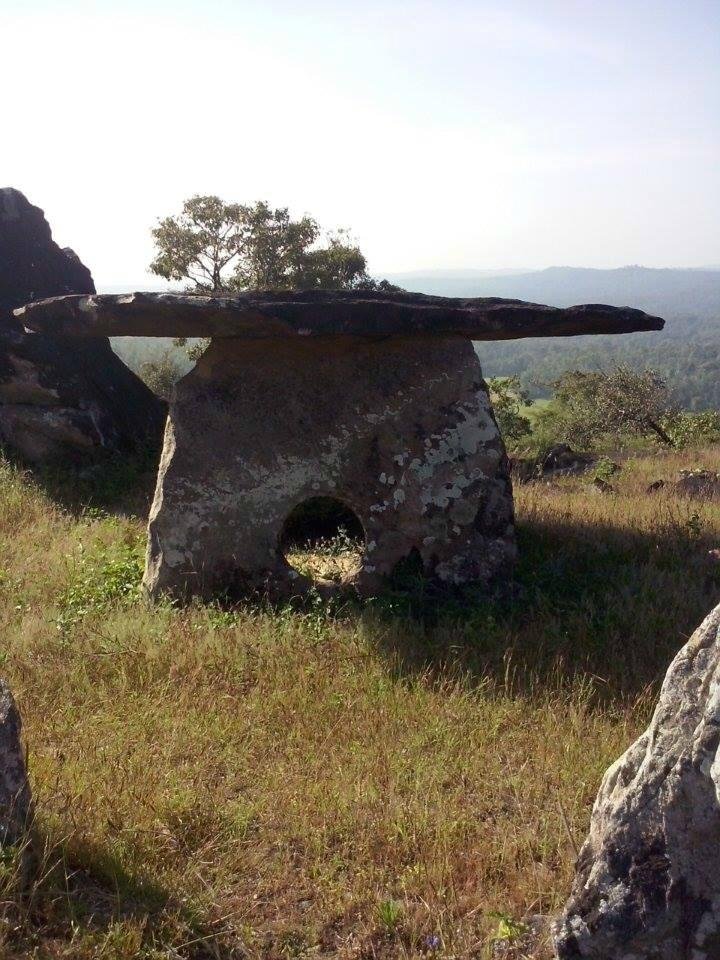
16,290,665,341
143,336,515,599
554,602,720,960
0,680,31,845
0,189,166,463
0,189,94,325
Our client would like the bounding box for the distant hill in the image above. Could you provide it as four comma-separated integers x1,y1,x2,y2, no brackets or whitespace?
385,266,720,411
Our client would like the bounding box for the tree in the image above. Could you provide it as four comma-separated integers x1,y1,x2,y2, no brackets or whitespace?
149,196,388,294
150,195,244,293
487,376,533,446
548,366,676,449
139,350,185,401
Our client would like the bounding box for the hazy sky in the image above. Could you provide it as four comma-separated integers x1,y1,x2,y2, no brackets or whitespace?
4,0,719,287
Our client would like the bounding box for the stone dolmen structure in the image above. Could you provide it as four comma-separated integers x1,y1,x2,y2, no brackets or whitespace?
16,290,663,599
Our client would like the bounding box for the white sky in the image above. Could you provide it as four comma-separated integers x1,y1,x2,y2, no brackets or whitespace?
3,0,719,288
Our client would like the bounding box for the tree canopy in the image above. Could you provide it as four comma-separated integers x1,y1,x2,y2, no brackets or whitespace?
150,196,395,294
487,376,533,443
543,366,676,448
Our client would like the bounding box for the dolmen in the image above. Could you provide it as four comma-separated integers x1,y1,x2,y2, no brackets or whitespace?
16,290,663,599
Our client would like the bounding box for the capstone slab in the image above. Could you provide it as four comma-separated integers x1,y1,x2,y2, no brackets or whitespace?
16,290,664,341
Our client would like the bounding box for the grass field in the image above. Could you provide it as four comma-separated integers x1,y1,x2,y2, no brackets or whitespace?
1,448,720,958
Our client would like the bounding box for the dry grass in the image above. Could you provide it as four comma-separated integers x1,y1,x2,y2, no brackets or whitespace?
1,447,719,958
286,530,363,583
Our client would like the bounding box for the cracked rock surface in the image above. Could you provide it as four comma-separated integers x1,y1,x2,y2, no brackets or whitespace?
555,602,720,960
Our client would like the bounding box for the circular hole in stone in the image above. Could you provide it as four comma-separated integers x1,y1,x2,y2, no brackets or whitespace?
280,497,365,584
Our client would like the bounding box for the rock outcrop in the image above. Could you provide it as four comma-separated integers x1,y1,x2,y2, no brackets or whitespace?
675,470,720,500
0,680,31,845
0,189,165,463
555,602,720,959
510,445,597,483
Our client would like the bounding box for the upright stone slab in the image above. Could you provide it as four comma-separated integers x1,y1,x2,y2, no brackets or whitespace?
16,290,663,599
555,602,720,960
145,336,514,597
0,680,31,846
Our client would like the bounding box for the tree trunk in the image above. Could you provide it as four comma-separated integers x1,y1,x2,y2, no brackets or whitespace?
645,418,675,446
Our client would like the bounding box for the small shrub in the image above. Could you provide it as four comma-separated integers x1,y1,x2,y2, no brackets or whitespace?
487,376,533,447
377,898,403,932
56,535,144,632
592,457,621,484
139,350,184,400
489,911,528,944
662,410,720,449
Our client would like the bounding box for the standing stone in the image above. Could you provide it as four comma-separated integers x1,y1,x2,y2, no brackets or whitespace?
0,680,31,846
144,335,516,598
0,188,165,463
555,603,720,960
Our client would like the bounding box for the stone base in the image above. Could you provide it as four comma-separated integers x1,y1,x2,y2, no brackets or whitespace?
143,336,515,600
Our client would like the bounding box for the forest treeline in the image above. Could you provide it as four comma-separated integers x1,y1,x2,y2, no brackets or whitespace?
478,319,720,411
390,266,720,411
115,314,720,412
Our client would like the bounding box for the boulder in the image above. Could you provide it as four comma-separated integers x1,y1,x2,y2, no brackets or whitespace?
674,470,720,500
0,188,165,463
0,680,31,845
590,477,615,494
554,602,720,959
541,444,595,477
509,445,596,484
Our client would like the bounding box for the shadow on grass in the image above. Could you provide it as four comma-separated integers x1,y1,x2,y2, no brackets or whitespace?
4,828,243,959
21,452,720,703
9,445,160,519
164,502,720,705
359,511,720,703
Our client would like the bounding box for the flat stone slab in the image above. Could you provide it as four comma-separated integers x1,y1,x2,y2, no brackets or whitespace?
15,290,664,340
